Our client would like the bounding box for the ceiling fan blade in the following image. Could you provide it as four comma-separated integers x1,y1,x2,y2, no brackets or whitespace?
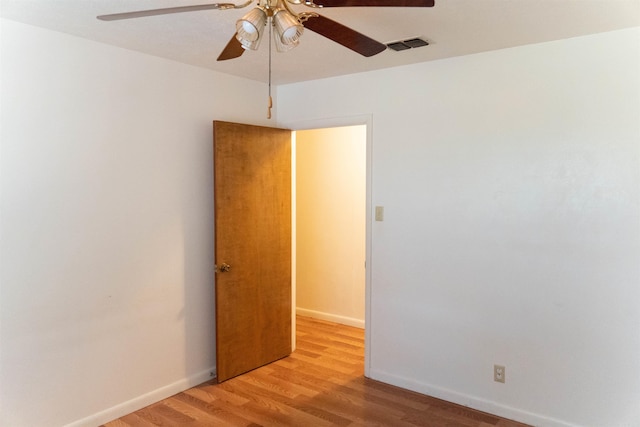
217,35,246,61
97,3,240,21
303,15,387,57
308,0,434,7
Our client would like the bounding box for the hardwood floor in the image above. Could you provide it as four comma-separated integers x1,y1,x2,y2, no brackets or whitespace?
103,316,530,426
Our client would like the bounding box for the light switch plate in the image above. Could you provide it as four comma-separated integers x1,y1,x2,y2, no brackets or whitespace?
375,206,384,221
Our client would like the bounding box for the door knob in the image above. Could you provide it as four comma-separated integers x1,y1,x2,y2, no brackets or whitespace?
219,263,231,273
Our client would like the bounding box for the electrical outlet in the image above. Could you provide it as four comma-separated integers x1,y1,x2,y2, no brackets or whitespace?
494,365,505,383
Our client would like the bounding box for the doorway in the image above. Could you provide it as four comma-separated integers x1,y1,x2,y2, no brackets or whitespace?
212,120,371,382
294,124,368,333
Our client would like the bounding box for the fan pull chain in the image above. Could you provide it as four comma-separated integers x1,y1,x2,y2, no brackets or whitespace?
267,17,273,119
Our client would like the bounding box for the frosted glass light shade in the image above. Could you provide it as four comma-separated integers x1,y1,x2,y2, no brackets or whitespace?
273,9,303,46
236,7,267,50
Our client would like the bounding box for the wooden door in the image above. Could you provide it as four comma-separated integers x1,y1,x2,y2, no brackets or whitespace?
213,121,292,382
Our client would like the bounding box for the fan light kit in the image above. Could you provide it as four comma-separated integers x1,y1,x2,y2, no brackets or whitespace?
97,0,435,117
234,0,307,53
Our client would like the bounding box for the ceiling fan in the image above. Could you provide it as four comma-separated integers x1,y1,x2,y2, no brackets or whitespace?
97,0,435,61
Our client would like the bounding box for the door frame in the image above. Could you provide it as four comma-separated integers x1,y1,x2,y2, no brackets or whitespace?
288,114,373,377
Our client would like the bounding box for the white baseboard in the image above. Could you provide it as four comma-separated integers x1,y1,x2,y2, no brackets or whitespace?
368,368,581,427
296,307,365,328
65,367,216,427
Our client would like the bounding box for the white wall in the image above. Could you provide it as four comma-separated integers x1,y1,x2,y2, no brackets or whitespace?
278,28,640,427
296,126,366,327
0,19,271,426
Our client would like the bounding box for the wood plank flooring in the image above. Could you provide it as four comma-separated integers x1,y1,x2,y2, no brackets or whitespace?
103,316,531,427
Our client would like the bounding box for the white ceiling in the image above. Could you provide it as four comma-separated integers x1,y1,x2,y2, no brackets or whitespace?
1,0,639,85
